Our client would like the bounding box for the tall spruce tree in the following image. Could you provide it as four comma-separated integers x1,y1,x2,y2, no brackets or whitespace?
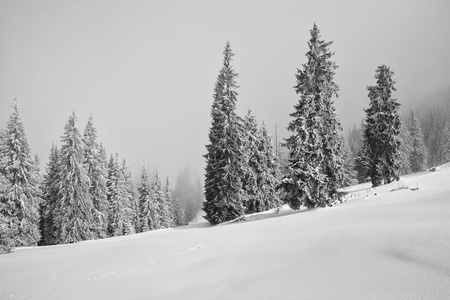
0,102,41,248
121,159,137,235
242,109,260,213
172,195,186,226
354,141,370,183
203,42,246,224
83,115,108,239
40,144,60,245
0,128,14,253
256,122,281,210
151,172,170,229
398,117,413,175
138,166,152,232
54,112,93,244
363,65,401,186
341,139,358,187
106,154,129,237
164,177,175,228
409,108,427,172
442,127,450,164
281,24,343,209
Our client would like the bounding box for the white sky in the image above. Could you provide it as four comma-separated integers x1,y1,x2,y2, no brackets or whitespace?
1,0,449,181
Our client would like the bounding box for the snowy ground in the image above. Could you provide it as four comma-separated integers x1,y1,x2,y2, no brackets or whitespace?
1,165,450,299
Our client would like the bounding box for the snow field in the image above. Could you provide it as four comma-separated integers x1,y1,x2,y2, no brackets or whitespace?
1,165,450,299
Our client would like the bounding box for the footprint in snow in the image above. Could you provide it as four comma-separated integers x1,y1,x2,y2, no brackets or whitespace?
177,244,203,255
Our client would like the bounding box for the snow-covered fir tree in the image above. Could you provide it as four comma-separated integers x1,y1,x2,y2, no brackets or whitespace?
442,127,450,164
256,122,281,210
242,109,260,213
408,108,427,172
54,112,93,244
1,128,14,253
164,177,175,228
121,159,137,235
347,123,362,156
242,119,281,213
151,172,171,229
354,141,370,183
281,24,343,209
106,154,130,237
83,115,108,239
172,195,186,227
138,166,153,232
363,65,401,186
398,117,413,175
0,102,41,248
203,42,246,224
341,139,358,187
40,144,60,245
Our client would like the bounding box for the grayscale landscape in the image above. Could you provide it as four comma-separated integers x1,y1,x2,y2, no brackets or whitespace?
1,1,449,299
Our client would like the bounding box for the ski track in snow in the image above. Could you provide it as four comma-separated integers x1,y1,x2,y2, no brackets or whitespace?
8,242,206,299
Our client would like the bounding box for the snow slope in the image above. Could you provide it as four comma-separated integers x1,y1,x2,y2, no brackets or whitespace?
1,166,450,299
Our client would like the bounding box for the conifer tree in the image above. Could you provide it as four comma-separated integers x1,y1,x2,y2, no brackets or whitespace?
121,159,137,235
281,24,343,209
83,115,108,239
354,142,370,183
348,123,362,156
1,129,14,253
106,154,129,236
409,108,427,172
172,195,185,227
151,172,170,229
138,166,152,232
54,112,93,244
164,177,175,228
99,144,108,171
242,109,260,213
363,65,401,186
442,127,450,164
398,117,413,175
341,139,358,187
257,122,281,210
203,42,246,224
0,102,41,247
40,144,60,245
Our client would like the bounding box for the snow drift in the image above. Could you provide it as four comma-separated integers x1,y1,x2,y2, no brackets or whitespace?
1,165,450,299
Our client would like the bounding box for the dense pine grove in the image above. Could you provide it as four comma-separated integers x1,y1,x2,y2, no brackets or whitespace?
1,23,450,250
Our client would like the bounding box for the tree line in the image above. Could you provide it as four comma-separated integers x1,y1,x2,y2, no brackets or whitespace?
204,24,448,224
0,105,201,254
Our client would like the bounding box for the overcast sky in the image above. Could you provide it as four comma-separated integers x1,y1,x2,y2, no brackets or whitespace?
1,0,449,182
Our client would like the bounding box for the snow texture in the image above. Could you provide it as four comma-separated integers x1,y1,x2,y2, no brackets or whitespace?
1,165,450,299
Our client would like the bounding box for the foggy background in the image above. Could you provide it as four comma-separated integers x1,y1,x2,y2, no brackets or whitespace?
1,0,449,182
